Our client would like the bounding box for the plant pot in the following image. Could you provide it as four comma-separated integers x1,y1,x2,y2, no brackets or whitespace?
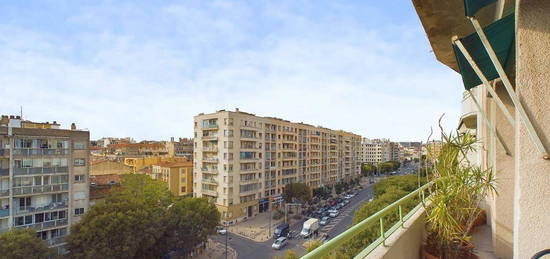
421,243,479,259
472,210,487,228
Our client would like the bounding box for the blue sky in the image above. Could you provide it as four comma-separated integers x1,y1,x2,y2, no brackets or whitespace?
0,0,463,141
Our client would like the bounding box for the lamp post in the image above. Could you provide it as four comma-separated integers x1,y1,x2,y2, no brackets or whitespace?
225,221,228,259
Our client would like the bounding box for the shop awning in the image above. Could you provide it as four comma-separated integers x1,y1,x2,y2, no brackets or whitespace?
453,13,515,90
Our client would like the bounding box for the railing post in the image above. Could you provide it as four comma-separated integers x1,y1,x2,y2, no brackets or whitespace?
398,205,404,228
379,217,385,247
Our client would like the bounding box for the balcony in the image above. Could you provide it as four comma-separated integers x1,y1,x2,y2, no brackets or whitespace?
0,149,8,157
14,166,69,176
202,124,219,130
0,189,8,197
202,189,218,197
16,201,69,216
47,236,67,246
203,157,219,163
203,146,219,152
12,183,69,196
0,169,7,176
201,167,218,173
15,218,68,231
12,148,70,156
0,209,9,218
202,178,218,185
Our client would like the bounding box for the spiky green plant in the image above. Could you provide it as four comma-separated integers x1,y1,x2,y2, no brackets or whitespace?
423,120,497,258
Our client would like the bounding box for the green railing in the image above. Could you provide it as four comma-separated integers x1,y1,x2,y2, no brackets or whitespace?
301,182,432,259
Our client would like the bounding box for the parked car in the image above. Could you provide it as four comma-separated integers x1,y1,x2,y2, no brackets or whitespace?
216,226,227,235
343,199,350,205
272,237,288,250
273,223,290,238
319,216,330,226
328,209,339,218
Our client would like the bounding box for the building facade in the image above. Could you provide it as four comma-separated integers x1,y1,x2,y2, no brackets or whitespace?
193,109,362,223
0,116,89,253
151,162,193,197
360,138,401,164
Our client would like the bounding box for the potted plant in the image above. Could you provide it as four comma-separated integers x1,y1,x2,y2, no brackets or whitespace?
422,127,497,259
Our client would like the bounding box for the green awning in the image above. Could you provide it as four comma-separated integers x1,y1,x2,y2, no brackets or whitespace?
453,13,515,90
464,0,497,17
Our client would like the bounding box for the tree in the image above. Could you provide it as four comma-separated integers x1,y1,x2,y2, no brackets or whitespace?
283,183,312,204
361,164,376,177
152,197,220,256
304,239,322,252
67,174,220,259
0,228,54,259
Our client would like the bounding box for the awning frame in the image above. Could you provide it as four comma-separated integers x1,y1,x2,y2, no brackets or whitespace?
452,38,515,127
468,16,548,159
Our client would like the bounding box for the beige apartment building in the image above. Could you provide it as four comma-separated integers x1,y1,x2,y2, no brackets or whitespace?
0,115,89,254
360,138,401,164
193,109,362,223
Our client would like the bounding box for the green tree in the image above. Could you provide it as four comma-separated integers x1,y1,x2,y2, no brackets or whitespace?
66,195,167,259
152,197,220,256
283,183,312,204
361,164,376,176
0,228,54,259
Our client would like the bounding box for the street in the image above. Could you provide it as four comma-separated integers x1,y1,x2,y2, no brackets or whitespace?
211,184,374,259
211,163,419,259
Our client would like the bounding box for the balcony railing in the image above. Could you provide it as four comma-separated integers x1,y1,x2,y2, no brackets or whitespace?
0,189,8,197
202,178,218,185
202,124,219,129
302,182,432,259
14,166,69,176
12,183,69,196
15,218,68,231
203,158,219,163
0,169,7,176
202,189,218,197
47,236,67,246
12,148,70,156
203,146,218,152
16,201,68,215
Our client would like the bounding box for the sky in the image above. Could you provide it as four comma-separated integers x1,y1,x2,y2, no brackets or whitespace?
0,0,464,142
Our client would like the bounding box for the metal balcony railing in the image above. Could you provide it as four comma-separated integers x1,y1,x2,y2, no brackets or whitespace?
12,183,69,196
47,236,67,246
12,148,70,156
13,166,69,176
16,201,68,215
0,169,8,176
202,124,219,129
302,182,432,259
15,218,68,231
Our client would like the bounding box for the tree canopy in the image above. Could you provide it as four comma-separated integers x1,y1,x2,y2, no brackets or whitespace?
283,182,312,204
66,174,220,259
0,228,54,259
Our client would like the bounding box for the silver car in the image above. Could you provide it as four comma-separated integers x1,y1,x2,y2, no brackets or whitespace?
272,237,287,250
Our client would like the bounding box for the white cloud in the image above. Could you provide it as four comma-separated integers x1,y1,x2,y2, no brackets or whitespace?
0,1,463,141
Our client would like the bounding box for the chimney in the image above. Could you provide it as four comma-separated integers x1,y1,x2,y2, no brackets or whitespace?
171,137,174,142
15,116,21,119
71,123,76,130
235,108,240,112
53,121,57,124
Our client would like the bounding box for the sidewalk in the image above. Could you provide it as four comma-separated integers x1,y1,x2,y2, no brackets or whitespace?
228,211,286,242
193,239,237,259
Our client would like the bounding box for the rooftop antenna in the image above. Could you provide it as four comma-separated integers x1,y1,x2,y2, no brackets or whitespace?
20,106,23,119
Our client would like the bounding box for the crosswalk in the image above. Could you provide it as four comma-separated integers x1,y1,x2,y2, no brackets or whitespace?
319,206,354,232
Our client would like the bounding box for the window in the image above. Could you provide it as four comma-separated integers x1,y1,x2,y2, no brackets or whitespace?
74,208,85,216
74,142,86,149
73,158,85,166
74,175,85,183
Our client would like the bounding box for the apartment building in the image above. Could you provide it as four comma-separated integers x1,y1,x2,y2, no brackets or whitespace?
0,115,89,254
151,161,193,196
193,109,362,223
165,137,193,159
360,138,401,164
